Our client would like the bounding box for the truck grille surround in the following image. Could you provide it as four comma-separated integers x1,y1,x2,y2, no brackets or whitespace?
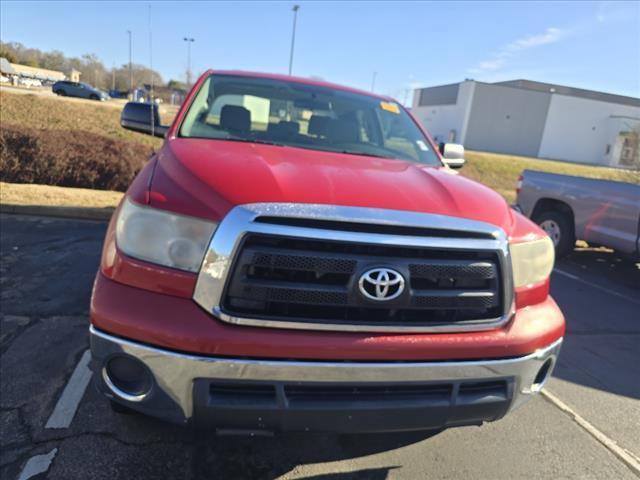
193,204,514,333
223,234,503,327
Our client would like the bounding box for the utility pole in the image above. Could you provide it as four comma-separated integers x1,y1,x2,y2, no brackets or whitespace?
184,37,195,86
127,30,133,96
288,5,300,75
371,72,377,92
148,4,155,136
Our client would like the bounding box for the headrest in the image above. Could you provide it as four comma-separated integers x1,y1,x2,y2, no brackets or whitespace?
220,105,251,133
326,118,360,144
308,115,329,136
267,121,299,139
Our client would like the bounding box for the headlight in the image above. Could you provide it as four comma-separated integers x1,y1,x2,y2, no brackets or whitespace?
116,197,217,272
510,236,555,288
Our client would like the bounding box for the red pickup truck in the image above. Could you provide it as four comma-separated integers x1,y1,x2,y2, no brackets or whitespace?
90,71,564,433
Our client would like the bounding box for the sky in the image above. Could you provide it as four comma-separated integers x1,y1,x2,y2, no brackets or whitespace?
1,0,639,102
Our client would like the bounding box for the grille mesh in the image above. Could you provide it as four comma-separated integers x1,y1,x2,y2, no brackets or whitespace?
266,287,349,305
409,262,496,279
413,292,496,309
222,234,503,328
252,252,356,274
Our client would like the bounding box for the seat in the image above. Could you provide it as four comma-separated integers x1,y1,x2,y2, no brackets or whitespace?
326,117,360,144
220,105,251,134
267,121,299,140
308,115,330,137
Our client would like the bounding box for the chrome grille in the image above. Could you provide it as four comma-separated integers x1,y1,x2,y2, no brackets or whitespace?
221,234,503,327
192,203,514,333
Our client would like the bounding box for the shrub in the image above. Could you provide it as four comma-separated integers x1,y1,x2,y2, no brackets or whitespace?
0,124,153,191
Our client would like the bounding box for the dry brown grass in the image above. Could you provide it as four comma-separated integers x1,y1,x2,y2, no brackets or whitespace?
461,150,640,204
0,181,122,208
0,90,163,149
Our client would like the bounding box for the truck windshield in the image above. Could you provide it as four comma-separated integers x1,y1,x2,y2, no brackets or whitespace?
179,74,441,165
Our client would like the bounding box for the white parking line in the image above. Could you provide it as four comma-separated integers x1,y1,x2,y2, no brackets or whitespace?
45,350,92,429
542,389,640,475
553,268,640,306
17,448,57,480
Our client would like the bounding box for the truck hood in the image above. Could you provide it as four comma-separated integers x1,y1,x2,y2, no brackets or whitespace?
149,138,514,231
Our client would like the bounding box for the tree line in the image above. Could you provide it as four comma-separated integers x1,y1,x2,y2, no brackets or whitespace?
0,41,185,91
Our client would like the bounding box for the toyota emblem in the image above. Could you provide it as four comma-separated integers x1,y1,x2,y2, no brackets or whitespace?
358,267,405,301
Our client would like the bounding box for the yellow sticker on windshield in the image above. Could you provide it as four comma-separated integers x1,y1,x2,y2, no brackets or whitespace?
380,101,400,114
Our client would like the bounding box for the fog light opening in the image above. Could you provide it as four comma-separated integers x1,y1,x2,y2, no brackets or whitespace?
531,358,553,392
103,355,153,402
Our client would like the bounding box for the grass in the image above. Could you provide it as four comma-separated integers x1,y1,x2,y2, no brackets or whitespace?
0,90,164,149
0,181,122,209
461,151,639,204
1,88,638,209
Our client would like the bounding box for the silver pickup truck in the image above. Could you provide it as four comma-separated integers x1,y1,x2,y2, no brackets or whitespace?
516,170,640,259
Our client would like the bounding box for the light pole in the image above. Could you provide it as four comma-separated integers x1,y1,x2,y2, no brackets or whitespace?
127,30,133,95
288,5,300,75
184,37,195,86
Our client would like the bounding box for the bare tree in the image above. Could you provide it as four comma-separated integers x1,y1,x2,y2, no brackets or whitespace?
0,41,163,91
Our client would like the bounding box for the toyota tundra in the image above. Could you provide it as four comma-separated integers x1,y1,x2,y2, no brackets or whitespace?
90,70,564,433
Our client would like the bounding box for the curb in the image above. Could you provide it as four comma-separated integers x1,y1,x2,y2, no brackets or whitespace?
0,203,114,221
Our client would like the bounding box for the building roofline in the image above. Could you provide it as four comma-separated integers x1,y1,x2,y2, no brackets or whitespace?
493,79,640,107
416,78,640,108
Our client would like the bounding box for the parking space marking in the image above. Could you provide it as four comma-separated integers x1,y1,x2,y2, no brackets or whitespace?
45,350,92,429
542,389,640,475
17,448,57,480
553,268,640,305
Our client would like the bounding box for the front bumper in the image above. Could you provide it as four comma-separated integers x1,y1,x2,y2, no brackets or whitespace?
90,326,562,433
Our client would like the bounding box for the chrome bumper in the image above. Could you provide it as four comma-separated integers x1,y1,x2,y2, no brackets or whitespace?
90,326,562,430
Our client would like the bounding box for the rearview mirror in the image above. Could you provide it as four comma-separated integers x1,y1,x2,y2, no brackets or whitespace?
120,102,168,138
439,143,465,169
293,98,331,110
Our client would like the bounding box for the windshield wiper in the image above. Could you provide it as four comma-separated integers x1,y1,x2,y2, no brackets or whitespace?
251,139,287,147
338,150,394,159
222,136,286,147
219,137,393,159
287,143,396,159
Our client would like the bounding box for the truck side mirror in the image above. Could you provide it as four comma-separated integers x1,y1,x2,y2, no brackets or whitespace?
120,102,168,138
440,143,465,169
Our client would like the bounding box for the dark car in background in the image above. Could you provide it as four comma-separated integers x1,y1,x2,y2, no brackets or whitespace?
52,81,109,101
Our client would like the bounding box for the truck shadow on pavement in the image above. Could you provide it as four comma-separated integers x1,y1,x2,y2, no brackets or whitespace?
189,429,431,479
293,468,399,480
565,245,640,291
549,247,640,401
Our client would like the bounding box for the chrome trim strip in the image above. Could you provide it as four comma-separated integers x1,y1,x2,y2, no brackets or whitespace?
101,367,149,403
90,326,562,422
193,203,514,332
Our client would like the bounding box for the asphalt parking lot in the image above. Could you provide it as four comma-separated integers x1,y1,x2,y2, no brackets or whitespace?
1,213,639,480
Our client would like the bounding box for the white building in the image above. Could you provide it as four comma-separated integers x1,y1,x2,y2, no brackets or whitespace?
412,79,640,168
0,58,66,83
